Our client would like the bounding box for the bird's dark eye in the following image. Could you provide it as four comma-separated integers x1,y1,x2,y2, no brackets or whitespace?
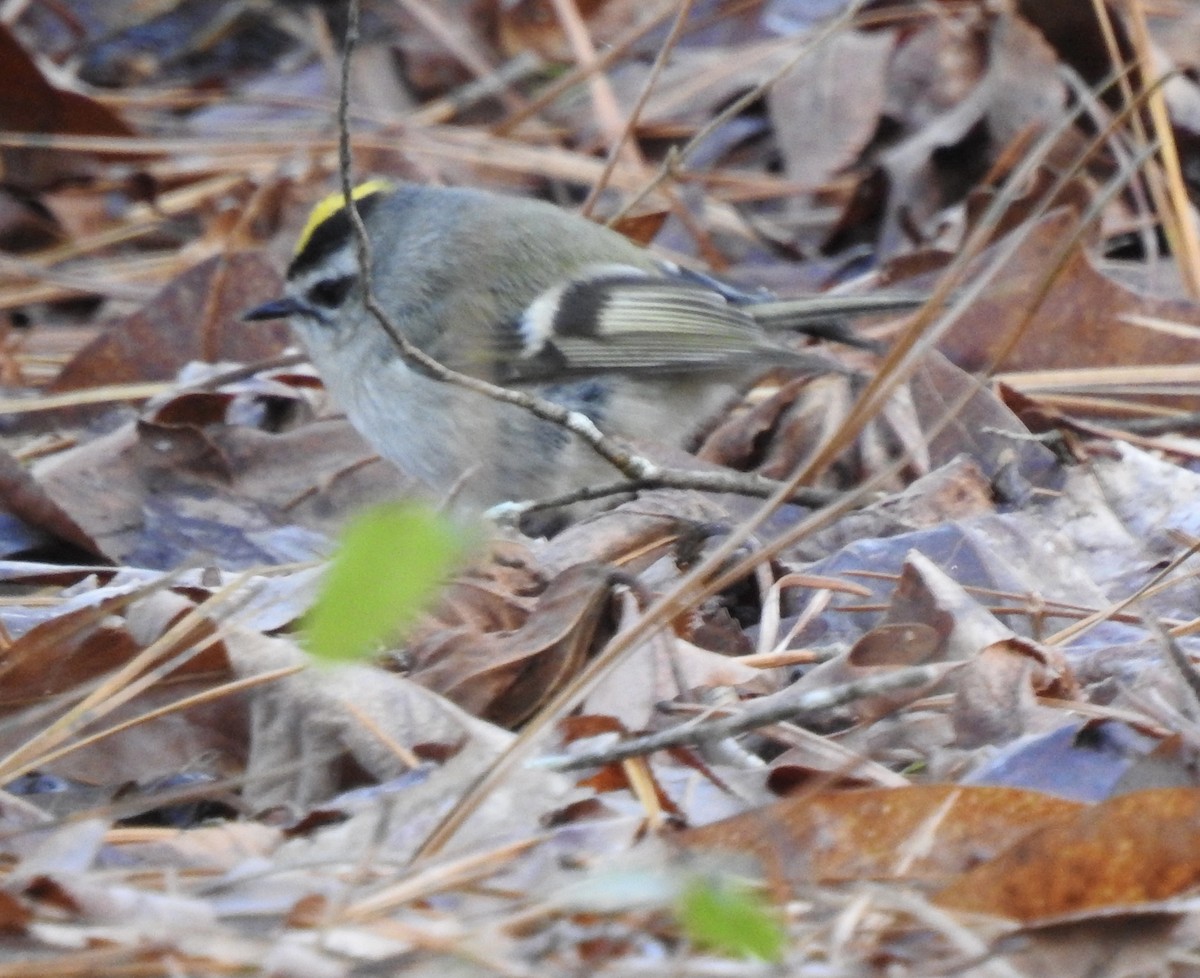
307,276,354,309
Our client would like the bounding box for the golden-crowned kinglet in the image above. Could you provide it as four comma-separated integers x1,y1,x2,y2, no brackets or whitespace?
245,181,918,513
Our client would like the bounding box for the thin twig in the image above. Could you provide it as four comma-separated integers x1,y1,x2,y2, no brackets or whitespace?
535,664,953,771
488,470,843,522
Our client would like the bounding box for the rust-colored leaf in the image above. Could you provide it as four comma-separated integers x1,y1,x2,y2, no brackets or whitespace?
934,787,1200,922
51,253,290,391
679,784,1081,889
0,446,105,559
0,25,134,189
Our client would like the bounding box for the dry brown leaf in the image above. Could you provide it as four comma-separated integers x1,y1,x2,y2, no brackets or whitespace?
409,563,618,727
51,253,290,392
584,628,767,731
887,550,1017,659
536,491,732,578
882,12,1063,253
0,446,105,559
0,25,134,190
679,784,1082,889
848,622,941,667
934,787,1200,922
1016,0,1125,102
950,639,1038,748
768,27,896,188
0,587,244,790
0,598,142,712
940,209,1200,389
905,351,1060,483
0,888,32,935
29,399,408,566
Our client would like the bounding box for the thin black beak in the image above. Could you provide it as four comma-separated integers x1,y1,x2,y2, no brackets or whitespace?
243,297,304,321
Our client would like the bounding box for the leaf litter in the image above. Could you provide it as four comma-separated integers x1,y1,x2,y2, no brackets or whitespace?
4,0,1200,974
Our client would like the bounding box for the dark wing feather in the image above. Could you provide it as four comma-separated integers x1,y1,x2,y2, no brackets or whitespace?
495,274,792,381
448,267,896,381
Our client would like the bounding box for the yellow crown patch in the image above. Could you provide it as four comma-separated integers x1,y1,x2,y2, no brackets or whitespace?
295,179,394,257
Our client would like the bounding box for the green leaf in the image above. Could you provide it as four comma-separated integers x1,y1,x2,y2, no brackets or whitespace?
303,502,470,662
677,877,785,962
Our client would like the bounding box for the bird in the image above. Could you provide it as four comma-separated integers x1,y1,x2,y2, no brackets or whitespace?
244,180,919,518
